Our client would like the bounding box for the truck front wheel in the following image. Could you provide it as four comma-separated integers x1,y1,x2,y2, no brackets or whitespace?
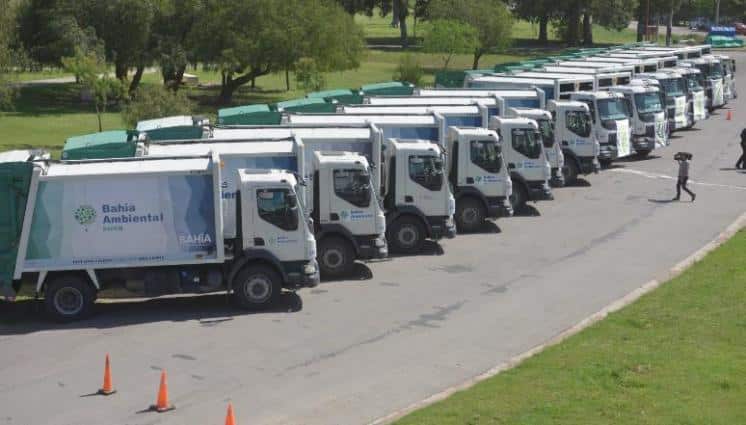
318,237,354,279
44,274,96,322
509,183,528,211
387,216,425,254
563,159,580,185
455,198,485,233
232,265,281,309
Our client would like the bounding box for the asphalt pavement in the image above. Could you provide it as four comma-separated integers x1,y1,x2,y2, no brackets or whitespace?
1,52,744,425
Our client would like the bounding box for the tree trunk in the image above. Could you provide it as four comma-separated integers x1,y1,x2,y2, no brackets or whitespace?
219,72,261,104
129,65,144,95
472,50,482,70
285,69,290,91
172,65,186,91
714,0,720,25
666,9,673,46
538,14,549,43
115,62,128,81
636,5,645,42
391,0,400,27
397,0,409,49
566,6,581,46
251,77,256,89
583,13,593,46
95,102,102,132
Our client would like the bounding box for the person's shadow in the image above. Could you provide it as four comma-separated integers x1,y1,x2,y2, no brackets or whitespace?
648,198,676,204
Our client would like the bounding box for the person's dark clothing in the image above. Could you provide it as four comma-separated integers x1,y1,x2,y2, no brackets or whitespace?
675,159,696,201
737,130,746,169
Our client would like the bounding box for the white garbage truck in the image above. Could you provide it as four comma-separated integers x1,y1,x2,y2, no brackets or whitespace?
672,66,708,124
146,139,387,279
682,57,726,111
488,117,553,209
633,71,690,131
569,91,633,166
502,107,566,187
0,152,319,321
545,100,600,183
609,82,668,155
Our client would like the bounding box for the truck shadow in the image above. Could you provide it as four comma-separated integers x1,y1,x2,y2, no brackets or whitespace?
456,221,502,235
615,154,662,163
564,178,591,187
0,292,303,335
321,263,374,283
388,240,445,258
513,205,541,217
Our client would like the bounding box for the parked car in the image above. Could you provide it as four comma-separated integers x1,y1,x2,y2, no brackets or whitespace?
734,22,746,36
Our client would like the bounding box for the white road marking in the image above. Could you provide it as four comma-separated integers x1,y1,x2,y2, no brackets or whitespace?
610,168,746,190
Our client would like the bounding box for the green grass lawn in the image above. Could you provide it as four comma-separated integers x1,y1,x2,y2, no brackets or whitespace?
396,230,746,425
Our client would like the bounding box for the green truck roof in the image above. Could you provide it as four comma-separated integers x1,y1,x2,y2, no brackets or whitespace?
306,89,363,105
62,130,140,160
275,97,337,113
360,81,415,96
136,116,207,141
217,104,281,125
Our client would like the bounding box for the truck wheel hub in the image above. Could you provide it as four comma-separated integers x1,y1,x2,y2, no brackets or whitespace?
462,208,478,224
244,276,271,302
398,226,417,246
322,248,344,269
54,287,84,315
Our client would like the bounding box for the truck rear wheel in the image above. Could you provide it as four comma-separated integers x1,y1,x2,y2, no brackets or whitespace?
636,149,651,158
232,265,281,309
318,237,354,279
44,274,96,322
455,198,485,233
509,183,528,211
387,216,425,254
563,159,580,185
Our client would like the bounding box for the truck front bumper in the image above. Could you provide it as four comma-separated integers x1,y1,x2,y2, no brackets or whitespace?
486,196,513,218
632,136,656,153
598,144,618,162
550,167,566,188
287,259,320,288
355,235,388,260
526,181,554,202
578,156,600,174
428,216,457,240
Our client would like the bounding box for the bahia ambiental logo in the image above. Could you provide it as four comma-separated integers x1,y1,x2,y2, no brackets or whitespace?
74,205,97,228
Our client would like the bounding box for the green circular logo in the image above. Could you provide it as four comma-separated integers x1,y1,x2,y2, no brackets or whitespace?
74,205,97,226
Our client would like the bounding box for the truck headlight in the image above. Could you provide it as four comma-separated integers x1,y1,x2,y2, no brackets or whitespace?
303,262,317,275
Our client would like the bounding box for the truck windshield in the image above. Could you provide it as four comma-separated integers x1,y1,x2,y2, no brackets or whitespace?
257,189,299,231
470,140,502,173
566,110,592,137
597,98,628,121
634,92,664,113
537,118,555,148
684,74,703,91
660,78,685,97
333,169,372,208
710,63,723,79
409,155,444,191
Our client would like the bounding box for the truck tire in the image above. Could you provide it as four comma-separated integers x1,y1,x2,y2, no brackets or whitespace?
599,158,613,168
509,183,528,211
232,265,281,309
387,216,425,254
44,274,96,322
563,159,580,185
636,149,651,158
318,236,354,279
455,198,485,233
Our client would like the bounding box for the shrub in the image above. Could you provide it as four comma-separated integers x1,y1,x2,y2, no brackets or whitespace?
393,54,424,86
295,57,326,92
121,85,194,127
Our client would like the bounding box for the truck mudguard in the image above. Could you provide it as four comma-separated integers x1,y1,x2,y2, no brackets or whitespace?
386,205,435,239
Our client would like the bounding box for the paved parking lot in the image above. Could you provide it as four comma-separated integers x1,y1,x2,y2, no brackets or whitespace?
1,51,744,425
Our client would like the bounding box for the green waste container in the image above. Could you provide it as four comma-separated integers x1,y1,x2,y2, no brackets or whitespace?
62,130,141,160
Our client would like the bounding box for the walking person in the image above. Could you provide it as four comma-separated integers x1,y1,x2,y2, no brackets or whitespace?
736,128,746,169
674,153,696,202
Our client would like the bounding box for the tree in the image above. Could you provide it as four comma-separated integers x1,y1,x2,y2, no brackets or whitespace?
428,0,512,69
121,85,194,127
151,0,203,89
0,0,19,109
192,0,364,103
423,19,478,71
62,49,125,131
510,0,558,43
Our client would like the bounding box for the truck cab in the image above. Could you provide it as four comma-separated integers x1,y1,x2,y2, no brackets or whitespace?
488,117,553,210
673,66,708,124
569,91,633,166
504,107,565,187
546,100,599,183
683,57,726,110
381,139,456,253
609,82,668,155
310,151,387,277
446,127,513,232
635,71,690,131
713,55,737,101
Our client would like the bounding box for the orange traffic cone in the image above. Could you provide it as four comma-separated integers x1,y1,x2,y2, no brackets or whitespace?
727,110,733,120
98,354,116,395
225,403,236,425
149,370,175,412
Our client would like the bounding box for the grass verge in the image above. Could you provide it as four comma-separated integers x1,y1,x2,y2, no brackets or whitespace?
395,229,746,425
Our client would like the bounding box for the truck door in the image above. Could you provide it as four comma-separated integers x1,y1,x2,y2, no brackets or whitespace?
403,153,446,217
507,127,547,182
329,167,375,235
249,187,306,262
0,162,33,289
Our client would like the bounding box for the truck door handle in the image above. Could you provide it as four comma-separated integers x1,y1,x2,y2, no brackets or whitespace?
330,213,339,221
254,238,265,246
466,177,474,184
508,163,516,169
405,196,414,203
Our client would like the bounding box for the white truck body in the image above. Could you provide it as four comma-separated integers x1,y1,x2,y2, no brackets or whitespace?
546,100,600,182
634,71,690,130
609,83,668,152
537,67,633,89
569,91,633,163
490,74,596,100
504,107,565,187
463,75,584,100
682,57,726,109
582,57,660,74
